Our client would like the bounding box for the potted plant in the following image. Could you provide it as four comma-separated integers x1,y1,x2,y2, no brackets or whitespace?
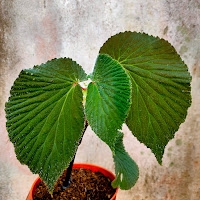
5,31,191,199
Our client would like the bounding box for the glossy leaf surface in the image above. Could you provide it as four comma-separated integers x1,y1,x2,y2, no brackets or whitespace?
112,132,139,190
100,31,191,163
85,54,131,150
5,58,87,192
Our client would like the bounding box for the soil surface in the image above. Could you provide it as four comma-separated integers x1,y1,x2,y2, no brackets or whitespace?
33,168,116,200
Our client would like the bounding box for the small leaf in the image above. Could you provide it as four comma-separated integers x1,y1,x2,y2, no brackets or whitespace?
5,58,87,192
85,54,131,149
100,31,191,163
112,132,139,190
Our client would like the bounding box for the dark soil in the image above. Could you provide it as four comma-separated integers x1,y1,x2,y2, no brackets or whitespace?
33,168,116,200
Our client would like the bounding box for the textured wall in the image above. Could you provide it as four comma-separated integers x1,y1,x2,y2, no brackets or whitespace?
0,0,199,199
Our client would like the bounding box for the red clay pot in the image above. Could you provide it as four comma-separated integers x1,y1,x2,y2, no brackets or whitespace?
26,163,118,200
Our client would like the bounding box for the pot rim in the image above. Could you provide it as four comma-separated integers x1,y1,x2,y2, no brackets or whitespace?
28,163,119,200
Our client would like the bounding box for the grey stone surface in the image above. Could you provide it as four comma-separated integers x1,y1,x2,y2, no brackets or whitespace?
0,0,199,199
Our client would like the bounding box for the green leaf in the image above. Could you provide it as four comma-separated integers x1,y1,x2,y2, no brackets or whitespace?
5,58,87,192
112,131,139,190
100,31,191,164
85,54,131,149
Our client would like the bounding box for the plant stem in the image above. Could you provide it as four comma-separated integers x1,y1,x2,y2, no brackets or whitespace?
62,120,88,189
62,155,75,189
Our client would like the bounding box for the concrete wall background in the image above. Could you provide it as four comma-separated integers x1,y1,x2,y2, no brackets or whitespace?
0,0,199,199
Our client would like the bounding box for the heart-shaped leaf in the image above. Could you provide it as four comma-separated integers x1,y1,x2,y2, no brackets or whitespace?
112,132,139,190
5,58,87,192
100,31,191,163
85,54,131,150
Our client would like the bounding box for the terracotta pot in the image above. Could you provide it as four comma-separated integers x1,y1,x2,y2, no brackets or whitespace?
26,163,118,200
